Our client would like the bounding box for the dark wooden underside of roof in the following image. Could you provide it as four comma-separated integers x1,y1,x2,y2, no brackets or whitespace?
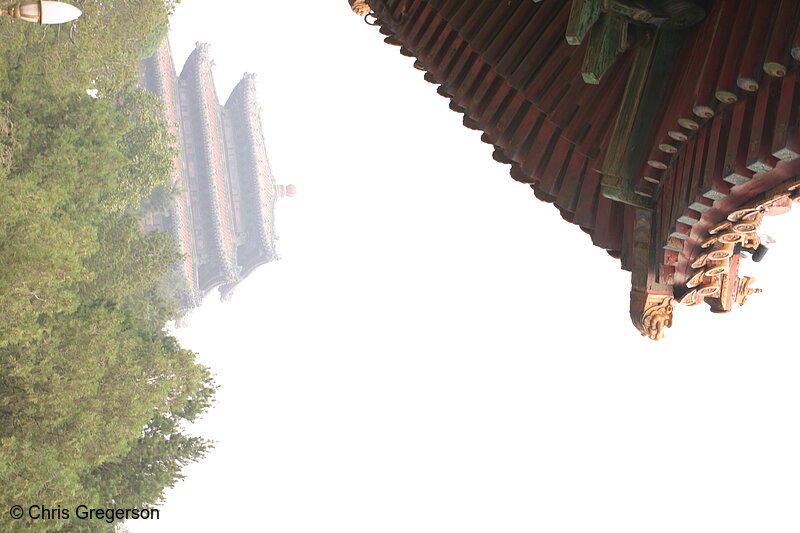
366,0,800,270
362,0,800,338
371,0,633,259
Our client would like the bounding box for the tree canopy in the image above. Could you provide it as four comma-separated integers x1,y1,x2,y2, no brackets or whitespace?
0,2,217,532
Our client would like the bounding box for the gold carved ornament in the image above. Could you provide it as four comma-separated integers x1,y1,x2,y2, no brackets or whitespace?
639,295,675,341
349,0,371,16
677,185,800,313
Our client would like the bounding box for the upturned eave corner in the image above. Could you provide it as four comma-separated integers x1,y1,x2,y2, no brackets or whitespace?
349,0,800,339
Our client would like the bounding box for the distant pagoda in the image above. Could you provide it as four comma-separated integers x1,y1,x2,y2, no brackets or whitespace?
139,40,294,308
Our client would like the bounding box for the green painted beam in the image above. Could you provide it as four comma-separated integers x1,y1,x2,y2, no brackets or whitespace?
601,30,681,209
581,13,627,84
566,0,602,45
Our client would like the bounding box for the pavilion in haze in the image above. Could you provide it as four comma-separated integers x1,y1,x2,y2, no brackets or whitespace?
349,0,800,339
139,40,295,309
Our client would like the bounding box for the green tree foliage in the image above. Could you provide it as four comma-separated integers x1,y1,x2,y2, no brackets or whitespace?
78,214,181,327
9,91,128,215
136,183,180,217
0,0,176,96
106,89,177,212
0,2,218,532
0,89,153,346
80,371,217,511
0,308,214,532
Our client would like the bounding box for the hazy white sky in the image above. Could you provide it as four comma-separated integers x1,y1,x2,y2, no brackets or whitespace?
129,2,800,532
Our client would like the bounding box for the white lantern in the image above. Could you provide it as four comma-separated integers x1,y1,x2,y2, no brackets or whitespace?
9,1,81,24
39,1,81,23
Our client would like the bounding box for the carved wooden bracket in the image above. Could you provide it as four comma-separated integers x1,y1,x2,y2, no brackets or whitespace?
631,291,675,340
566,0,705,84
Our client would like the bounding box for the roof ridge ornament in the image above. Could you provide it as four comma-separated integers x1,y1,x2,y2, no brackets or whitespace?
673,181,800,319
349,0,371,16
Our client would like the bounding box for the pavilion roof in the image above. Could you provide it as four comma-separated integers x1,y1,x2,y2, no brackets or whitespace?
179,43,239,282
355,0,800,339
140,40,200,302
224,74,280,263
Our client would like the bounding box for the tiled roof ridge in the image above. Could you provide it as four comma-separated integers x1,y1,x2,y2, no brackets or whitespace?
225,74,278,253
184,43,239,282
140,39,200,306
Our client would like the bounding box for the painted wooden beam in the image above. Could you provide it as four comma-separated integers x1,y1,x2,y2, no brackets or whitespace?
581,13,627,84
565,0,601,45
600,30,681,208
